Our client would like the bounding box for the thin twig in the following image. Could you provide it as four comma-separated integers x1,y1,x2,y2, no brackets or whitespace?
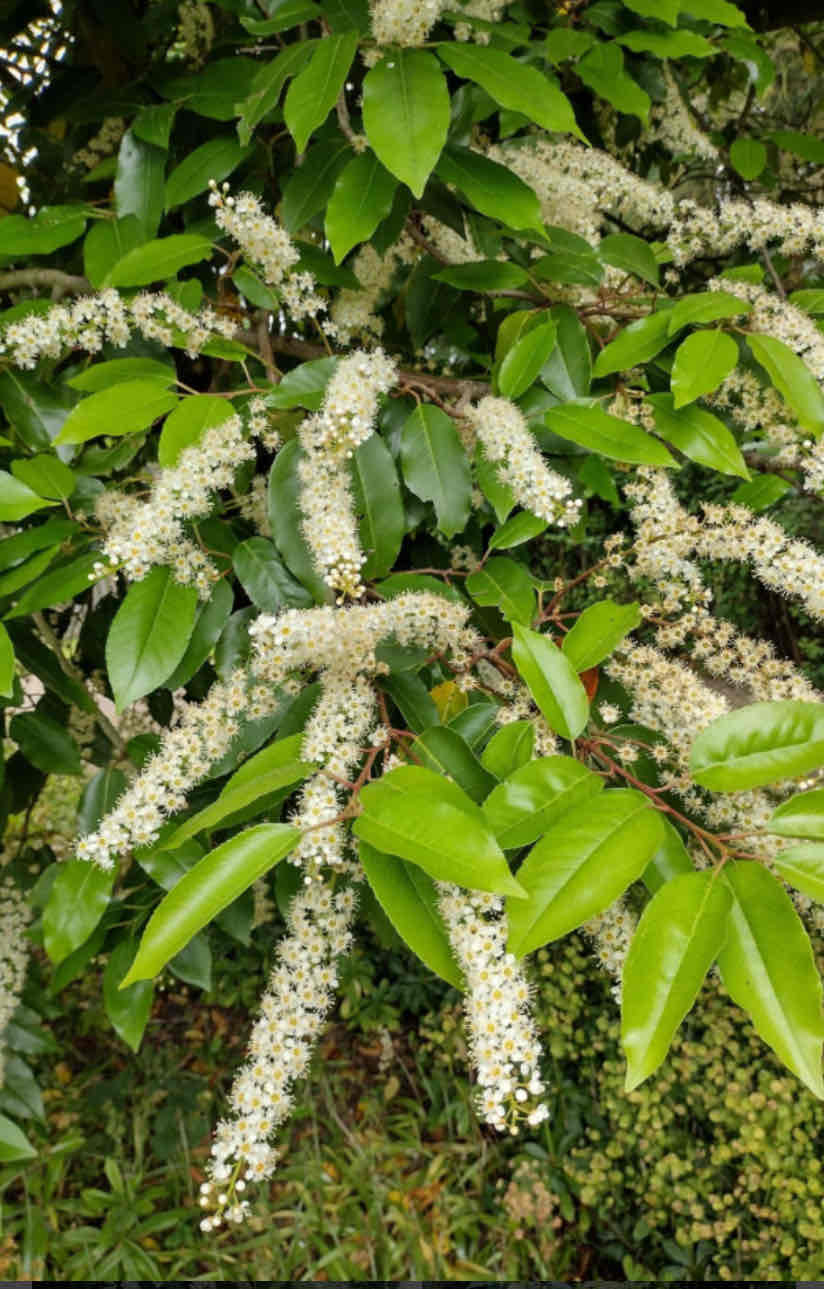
0,268,92,299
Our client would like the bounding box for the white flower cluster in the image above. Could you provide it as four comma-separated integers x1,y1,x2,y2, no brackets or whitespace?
0,287,238,369
296,348,397,601
0,877,30,1091
72,116,125,170
329,235,417,344
648,70,719,164
451,0,507,42
76,666,282,867
369,0,445,46
667,197,824,269
200,878,357,1229
715,277,824,385
99,407,261,594
606,641,729,763
438,883,548,1133
464,395,581,527
208,183,325,323
582,897,636,1004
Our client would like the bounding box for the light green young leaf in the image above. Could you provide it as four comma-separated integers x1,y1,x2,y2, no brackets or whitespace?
667,291,752,335
511,623,590,740
480,719,535,780
773,843,824,903
622,871,732,1090
353,764,526,897
120,824,300,986
506,788,664,957
592,311,671,376
730,136,767,180
647,393,749,478
670,330,738,407
642,817,694,895
690,700,824,791
598,233,659,286
114,131,165,240
545,404,678,468
106,566,199,711
483,753,603,849
497,322,557,399
769,788,824,839
284,33,358,153
236,42,317,146
55,381,178,446
0,471,53,522
362,50,450,196
158,395,233,467
325,151,398,263
561,599,642,672
105,234,212,286
717,861,824,1098
746,333,824,439
0,622,14,697
577,43,650,121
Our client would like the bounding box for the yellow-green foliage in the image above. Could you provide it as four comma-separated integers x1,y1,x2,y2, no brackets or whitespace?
529,935,824,1281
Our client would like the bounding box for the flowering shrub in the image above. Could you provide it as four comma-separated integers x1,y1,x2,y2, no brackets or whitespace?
2,0,824,1247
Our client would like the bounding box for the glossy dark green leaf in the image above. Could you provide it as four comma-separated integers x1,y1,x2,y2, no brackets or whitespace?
55,381,178,446
165,137,252,210
667,290,751,335
483,753,603,849
106,234,212,287
498,322,557,400
11,455,74,501
466,556,535,626
9,711,83,774
350,434,405,579
540,304,592,400
622,871,731,1090
717,861,824,1098
281,138,352,233
746,334,824,439
599,233,659,286
433,261,529,291
103,939,155,1052
435,144,543,231
730,136,767,180
114,131,165,239
359,839,464,988
544,404,678,468
164,578,234,690
106,566,199,711
5,552,105,620
267,440,331,603
412,725,497,803
325,150,398,264
577,43,650,120
489,511,548,550
438,43,583,138
284,33,358,154
233,537,314,611
647,393,749,478
0,370,74,449
43,858,116,967
169,931,213,991
383,671,440,732
83,215,145,289
400,404,472,539
236,42,317,146
480,719,535,779
592,312,672,377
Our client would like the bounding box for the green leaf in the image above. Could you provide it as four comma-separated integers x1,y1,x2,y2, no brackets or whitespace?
476,443,516,523
164,735,314,849
77,765,129,835
642,817,694,895
411,725,497,804
68,357,176,393
667,290,752,334
363,50,451,197
157,395,233,468
544,404,678,468
106,566,199,711
598,233,660,287
622,0,679,22
114,131,165,240
83,215,145,289
232,537,313,611
103,939,155,1052
617,28,715,57
55,381,179,447
0,205,87,256
480,719,535,779
10,710,83,774
5,552,106,620
498,322,557,400
466,556,535,626
730,473,789,511
646,393,749,478
325,150,398,263
577,43,650,121
268,440,331,603
717,861,824,1098
164,137,252,211
670,330,738,408
121,823,300,986
511,623,590,740
374,572,465,604
789,289,824,316
266,357,338,410
353,764,525,897
773,843,824,902
43,858,116,967
561,599,642,672
769,788,824,839
592,311,671,376
771,130,824,165
483,753,603,849
241,1,322,34
400,404,472,539
681,0,750,24
545,28,597,62
435,144,543,231
132,102,177,149
438,44,583,139
433,261,529,292
0,622,13,697
105,234,213,286
690,700,824,792
0,471,53,522
540,304,592,400
164,578,234,690
281,138,352,233
489,511,548,550
10,456,74,501
507,788,663,957
284,33,358,154
622,871,732,1091
170,931,212,991
359,839,464,988
0,517,76,572
746,334,824,439
350,434,405,579
0,370,74,450
236,42,317,146
730,136,767,180
382,672,440,732
0,1113,36,1162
